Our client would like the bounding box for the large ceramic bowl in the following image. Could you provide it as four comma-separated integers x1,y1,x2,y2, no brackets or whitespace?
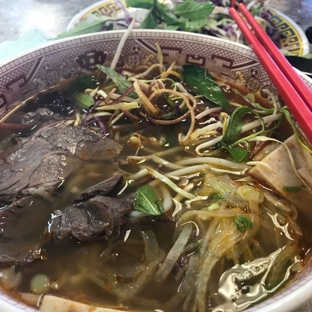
0,30,312,312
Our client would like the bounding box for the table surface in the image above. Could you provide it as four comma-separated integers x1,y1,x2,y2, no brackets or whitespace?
0,0,312,311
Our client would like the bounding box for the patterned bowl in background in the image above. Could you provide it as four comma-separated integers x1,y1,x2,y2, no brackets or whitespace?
0,30,312,312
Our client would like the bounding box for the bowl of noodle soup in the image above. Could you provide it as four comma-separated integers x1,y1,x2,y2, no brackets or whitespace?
0,30,312,312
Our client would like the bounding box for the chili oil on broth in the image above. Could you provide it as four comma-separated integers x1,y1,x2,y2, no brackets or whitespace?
0,65,310,312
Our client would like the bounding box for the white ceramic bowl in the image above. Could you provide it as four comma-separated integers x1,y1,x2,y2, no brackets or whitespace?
0,30,312,312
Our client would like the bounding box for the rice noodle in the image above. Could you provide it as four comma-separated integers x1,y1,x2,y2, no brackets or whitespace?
154,224,192,284
195,222,244,312
163,255,199,310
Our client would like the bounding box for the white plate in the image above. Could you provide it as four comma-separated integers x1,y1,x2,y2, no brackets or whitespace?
67,0,310,56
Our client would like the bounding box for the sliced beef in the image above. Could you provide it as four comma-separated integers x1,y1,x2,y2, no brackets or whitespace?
74,173,125,204
51,194,135,243
0,196,50,265
0,123,123,201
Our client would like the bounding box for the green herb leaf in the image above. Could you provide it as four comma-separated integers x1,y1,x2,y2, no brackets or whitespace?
134,184,164,216
126,0,154,9
234,215,253,233
67,75,99,96
283,185,303,192
140,9,158,29
251,7,261,16
180,18,213,32
54,18,107,39
73,93,95,110
166,24,180,30
96,65,136,97
222,106,252,144
156,3,180,25
208,193,223,200
182,65,229,109
221,143,249,163
303,53,312,59
174,0,215,21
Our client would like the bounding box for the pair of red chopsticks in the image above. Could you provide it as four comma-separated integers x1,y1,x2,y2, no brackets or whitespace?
229,1,312,143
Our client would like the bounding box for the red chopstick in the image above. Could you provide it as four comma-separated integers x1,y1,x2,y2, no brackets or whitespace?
238,3,312,112
229,6,312,143
230,0,236,7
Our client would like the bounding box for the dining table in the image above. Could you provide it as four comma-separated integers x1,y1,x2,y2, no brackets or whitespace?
0,0,312,311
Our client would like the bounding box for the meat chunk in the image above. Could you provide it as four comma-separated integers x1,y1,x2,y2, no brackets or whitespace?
0,196,50,265
51,194,135,243
0,123,123,201
74,173,125,203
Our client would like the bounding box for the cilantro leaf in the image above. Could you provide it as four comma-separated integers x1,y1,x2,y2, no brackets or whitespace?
134,184,164,215
174,0,215,21
182,64,229,109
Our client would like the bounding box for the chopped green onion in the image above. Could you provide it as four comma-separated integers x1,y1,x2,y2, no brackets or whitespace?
30,274,50,294
233,215,253,233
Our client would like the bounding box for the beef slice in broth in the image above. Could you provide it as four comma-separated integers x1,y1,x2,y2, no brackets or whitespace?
0,122,123,201
51,173,135,243
51,194,135,243
0,196,50,265
0,124,126,265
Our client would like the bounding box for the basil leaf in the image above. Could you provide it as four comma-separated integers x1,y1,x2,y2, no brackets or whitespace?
222,106,252,144
134,184,164,215
55,18,107,39
73,93,95,110
156,3,180,25
234,215,253,233
221,144,249,163
140,9,158,29
67,75,99,96
167,24,180,30
283,186,303,192
182,65,229,109
126,0,154,9
96,65,136,97
180,18,213,32
174,0,215,21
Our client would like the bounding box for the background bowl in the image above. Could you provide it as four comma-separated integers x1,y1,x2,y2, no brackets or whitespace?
0,30,312,312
